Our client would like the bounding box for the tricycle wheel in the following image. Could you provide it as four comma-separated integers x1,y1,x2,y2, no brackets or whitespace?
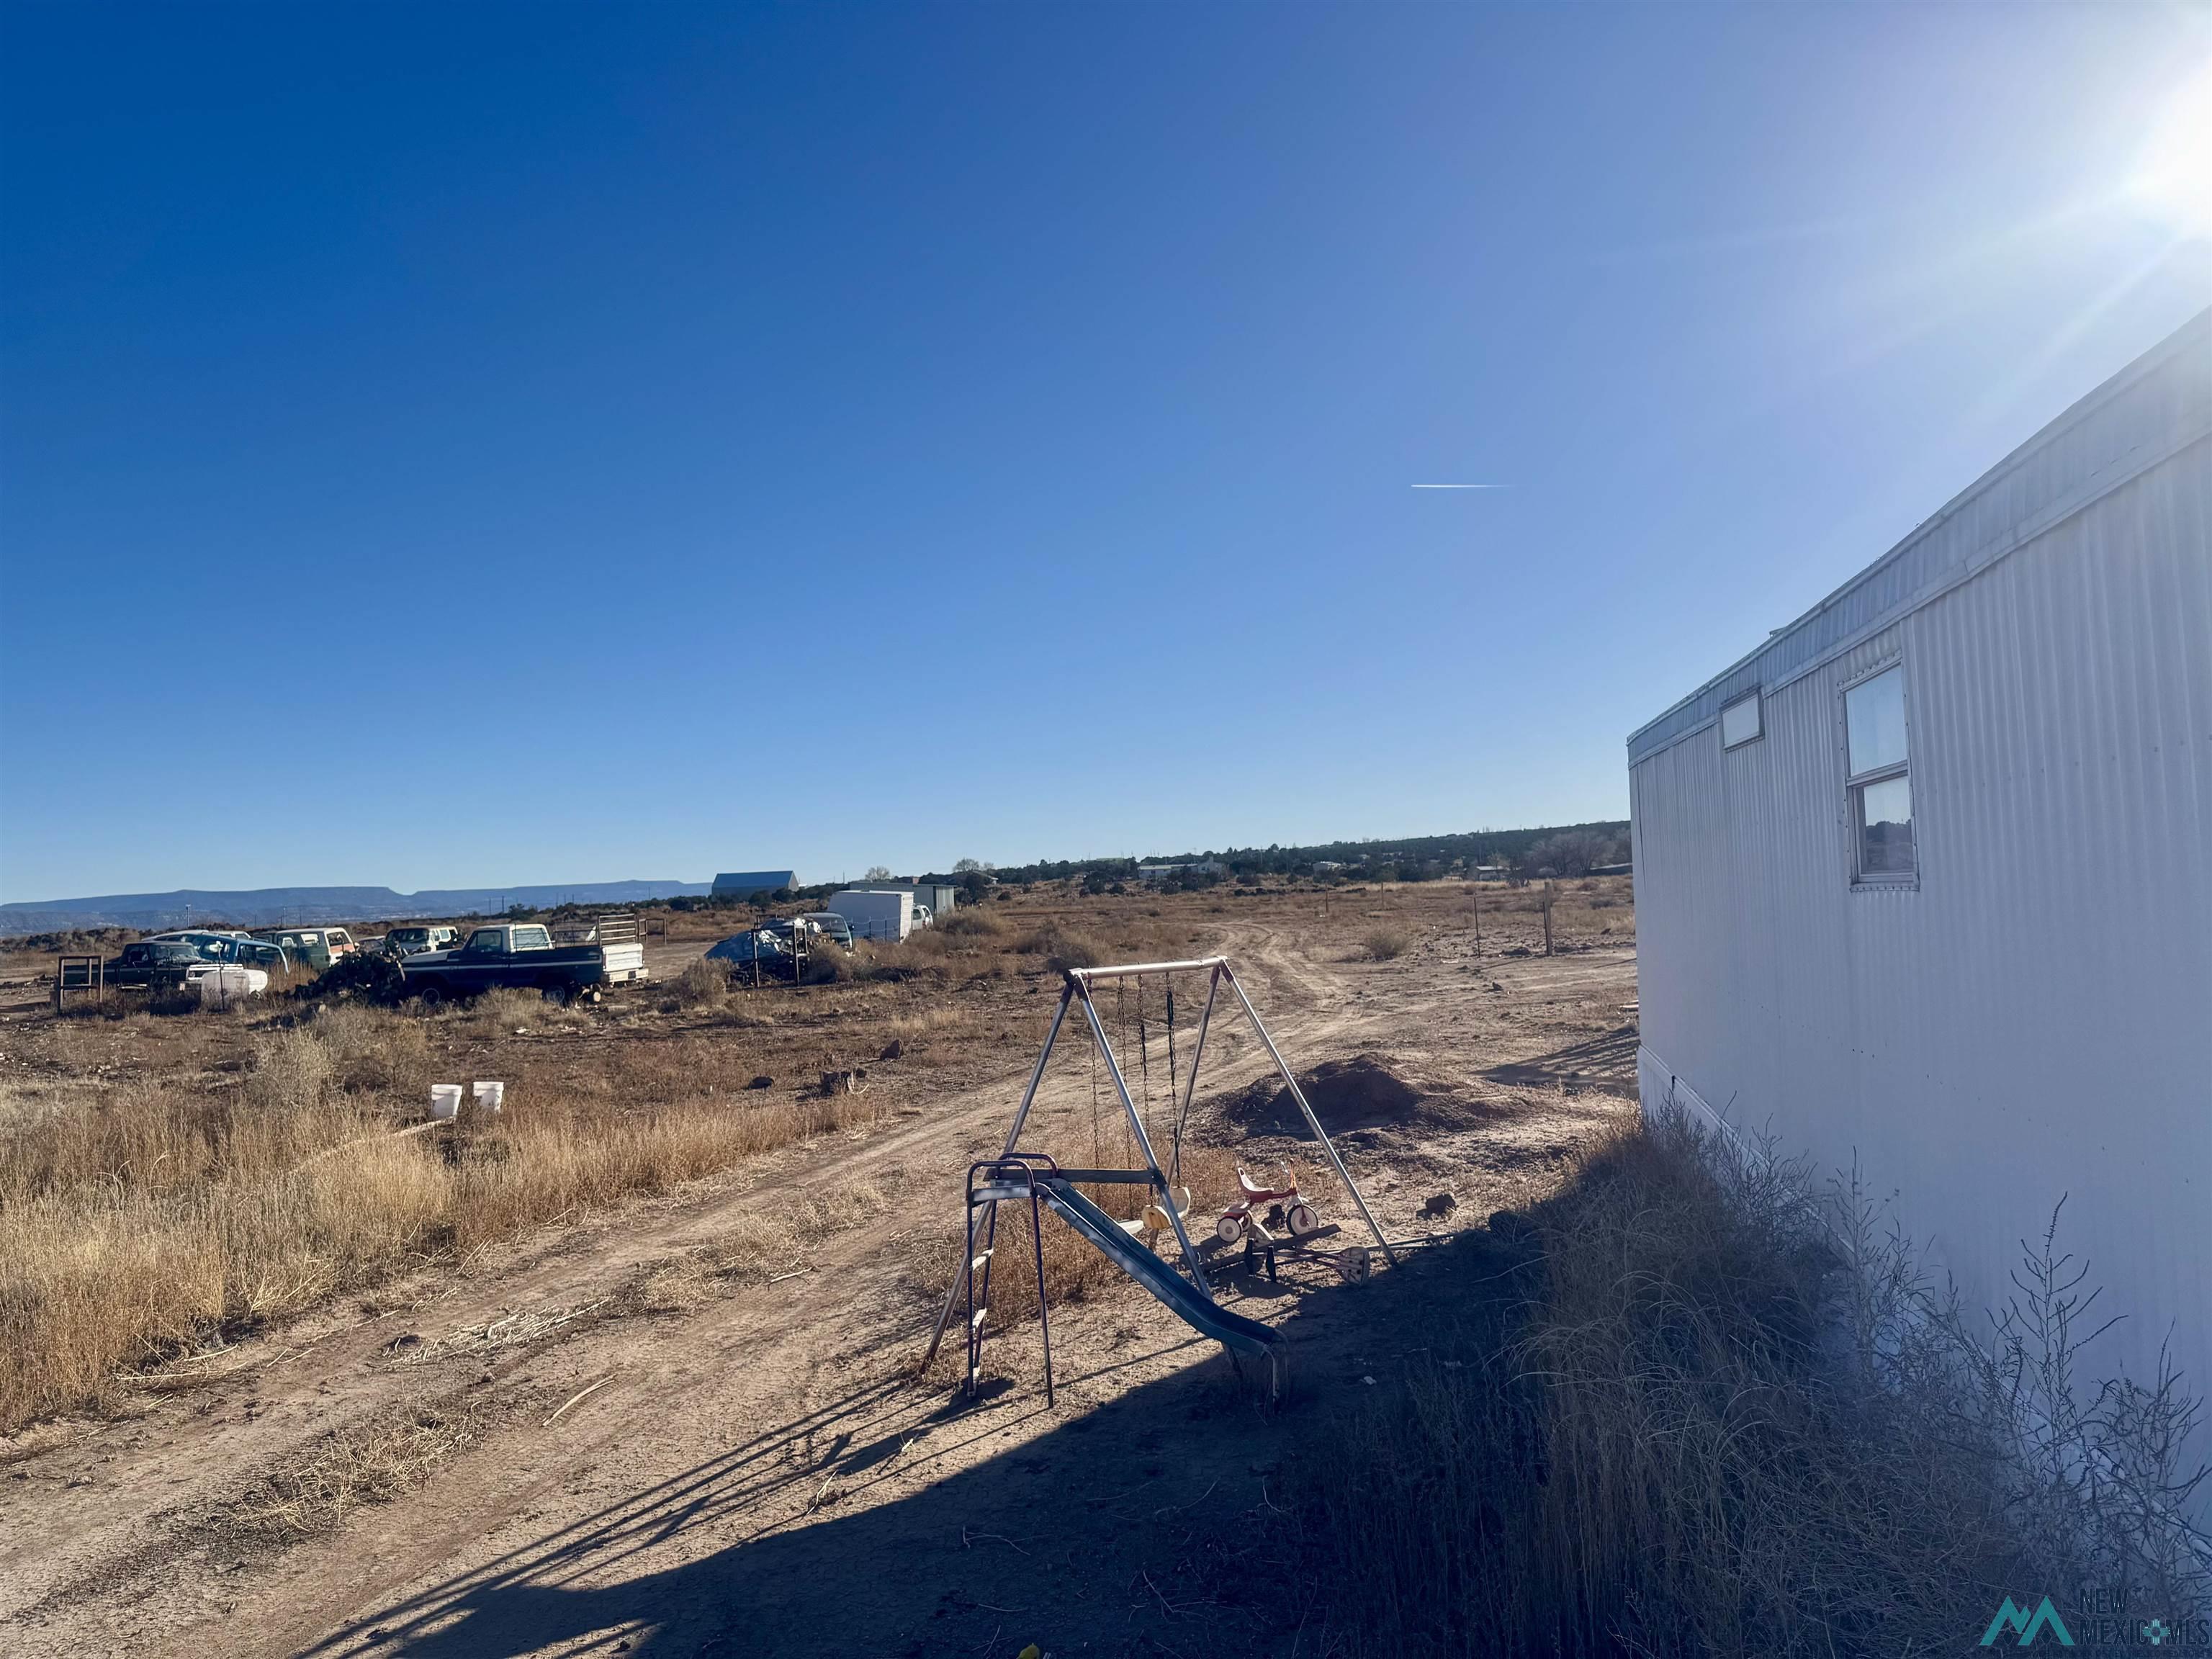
1287,1202,1321,1238
1215,1213,1244,1244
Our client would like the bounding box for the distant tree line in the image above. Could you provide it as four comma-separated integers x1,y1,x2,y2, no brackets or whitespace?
924,822,1629,891
506,821,1631,927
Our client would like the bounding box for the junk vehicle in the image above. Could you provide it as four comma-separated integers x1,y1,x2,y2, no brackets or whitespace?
102,940,212,991
383,925,459,958
150,930,292,971
826,889,913,943
705,930,796,978
398,922,648,1003
249,926,358,972
800,912,854,950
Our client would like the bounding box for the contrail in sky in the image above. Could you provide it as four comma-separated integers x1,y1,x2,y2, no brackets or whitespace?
1411,483,1508,489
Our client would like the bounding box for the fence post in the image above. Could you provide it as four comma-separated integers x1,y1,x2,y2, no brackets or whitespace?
1542,883,1555,956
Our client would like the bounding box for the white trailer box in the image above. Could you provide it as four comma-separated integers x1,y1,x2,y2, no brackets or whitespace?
827,889,913,943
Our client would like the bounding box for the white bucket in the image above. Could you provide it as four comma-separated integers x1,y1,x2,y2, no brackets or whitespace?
472,1080,505,1115
429,1084,463,1121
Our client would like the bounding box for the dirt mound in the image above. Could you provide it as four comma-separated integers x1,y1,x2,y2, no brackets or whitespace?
1212,1053,1426,1140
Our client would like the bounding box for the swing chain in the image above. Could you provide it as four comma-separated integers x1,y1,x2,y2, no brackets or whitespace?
1165,981,1179,1185
1136,974,1151,1125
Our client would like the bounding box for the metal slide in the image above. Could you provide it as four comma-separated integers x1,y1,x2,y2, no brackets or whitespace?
1038,1179,1282,1362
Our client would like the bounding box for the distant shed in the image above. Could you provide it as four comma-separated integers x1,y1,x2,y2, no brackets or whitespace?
855,880,960,917
711,871,797,900
1627,310,2211,1488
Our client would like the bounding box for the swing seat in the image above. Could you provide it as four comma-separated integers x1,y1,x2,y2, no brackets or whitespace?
1142,1184,1193,1235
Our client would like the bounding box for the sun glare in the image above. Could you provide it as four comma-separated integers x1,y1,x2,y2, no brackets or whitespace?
2126,60,2212,240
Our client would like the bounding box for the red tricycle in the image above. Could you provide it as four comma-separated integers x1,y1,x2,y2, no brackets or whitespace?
1215,1162,1321,1244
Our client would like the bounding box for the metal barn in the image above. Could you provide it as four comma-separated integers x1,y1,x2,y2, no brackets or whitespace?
711,871,798,900
1628,312,2211,1446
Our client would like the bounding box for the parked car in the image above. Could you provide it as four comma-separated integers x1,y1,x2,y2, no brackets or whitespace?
102,940,210,991
398,922,649,1003
189,935,291,972
383,925,459,958
250,927,358,973
148,929,289,971
221,938,290,971
800,912,855,950
912,904,933,930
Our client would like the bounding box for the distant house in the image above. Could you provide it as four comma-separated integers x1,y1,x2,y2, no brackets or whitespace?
711,871,797,900
1470,864,1511,881
1311,860,1348,874
1138,861,1226,884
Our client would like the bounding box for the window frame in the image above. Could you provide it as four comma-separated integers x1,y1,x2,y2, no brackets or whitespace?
1841,660,1917,888
1719,689,1763,750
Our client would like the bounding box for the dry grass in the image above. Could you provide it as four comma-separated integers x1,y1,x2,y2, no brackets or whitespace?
216,1390,495,1545
0,885,1239,1433
462,985,564,1038
1012,921,1109,971
670,956,729,1010
1358,923,1413,961
937,908,1003,938
1291,1107,2209,1657
0,1000,892,1433
1295,1112,2010,1655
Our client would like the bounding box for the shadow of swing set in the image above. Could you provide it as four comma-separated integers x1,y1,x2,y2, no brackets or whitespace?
920,954,1398,1403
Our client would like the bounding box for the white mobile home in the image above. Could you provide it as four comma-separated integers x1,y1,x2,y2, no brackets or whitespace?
1629,313,2210,1465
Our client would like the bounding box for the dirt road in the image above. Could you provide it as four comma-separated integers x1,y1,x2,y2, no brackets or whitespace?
2,896,1637,1658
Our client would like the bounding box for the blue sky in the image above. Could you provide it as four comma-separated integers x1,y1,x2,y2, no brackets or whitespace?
3,3,2206,899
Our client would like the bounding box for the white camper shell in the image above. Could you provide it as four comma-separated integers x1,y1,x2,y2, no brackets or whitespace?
827,889,914,943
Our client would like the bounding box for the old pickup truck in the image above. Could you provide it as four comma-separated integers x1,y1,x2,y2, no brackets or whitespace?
398,922,649,1003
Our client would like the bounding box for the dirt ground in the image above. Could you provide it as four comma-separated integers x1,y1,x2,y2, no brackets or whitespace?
0,880,1639,1658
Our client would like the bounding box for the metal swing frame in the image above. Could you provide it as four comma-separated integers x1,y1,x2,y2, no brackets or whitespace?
921,955,1397,1377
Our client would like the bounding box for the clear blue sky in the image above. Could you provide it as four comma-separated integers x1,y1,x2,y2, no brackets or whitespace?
3,3,2206,899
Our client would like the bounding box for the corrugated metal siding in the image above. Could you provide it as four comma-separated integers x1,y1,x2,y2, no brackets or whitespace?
1630,310,2212,766
1631,323,2212,1499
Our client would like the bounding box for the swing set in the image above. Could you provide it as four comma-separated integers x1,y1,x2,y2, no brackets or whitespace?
919,955,1397,1402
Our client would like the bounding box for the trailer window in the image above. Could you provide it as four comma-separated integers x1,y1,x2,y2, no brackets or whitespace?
1720,691,1762,749
1845,666,1914,881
